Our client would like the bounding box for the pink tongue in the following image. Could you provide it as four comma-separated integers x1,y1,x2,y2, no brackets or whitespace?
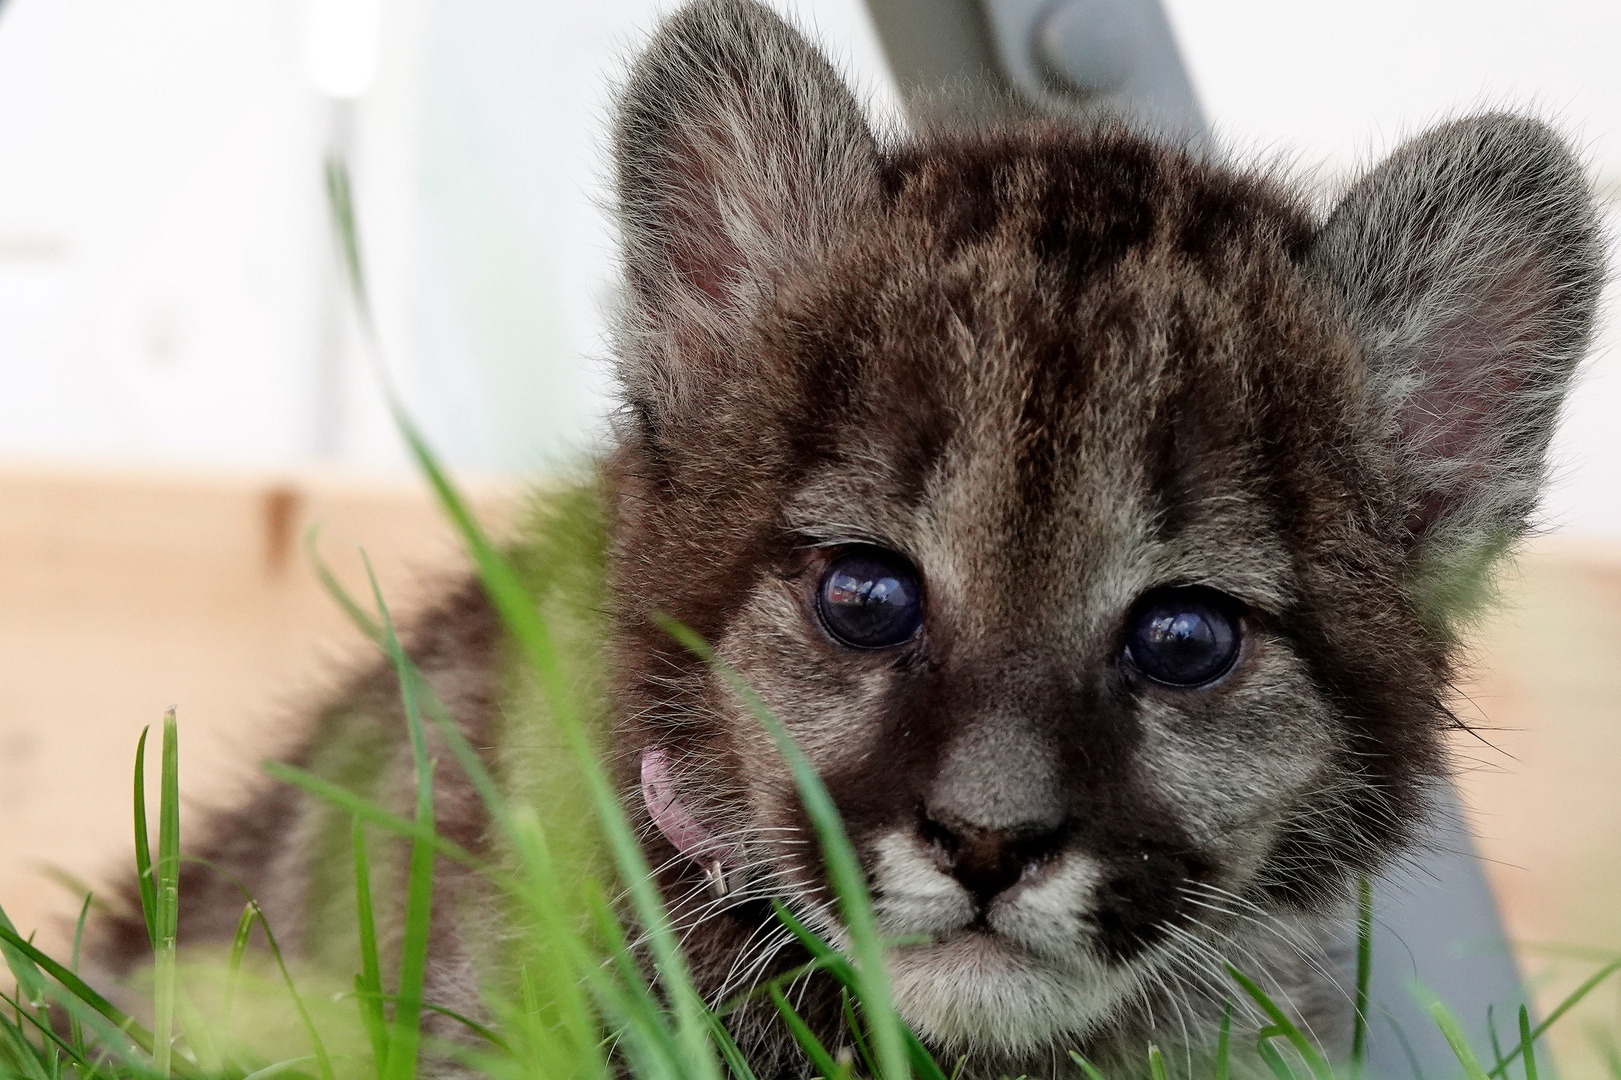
640,748,739,868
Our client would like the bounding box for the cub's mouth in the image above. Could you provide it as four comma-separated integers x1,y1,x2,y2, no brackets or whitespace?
640,748,742,892
641,746,1214,1052
869,826,1221,1053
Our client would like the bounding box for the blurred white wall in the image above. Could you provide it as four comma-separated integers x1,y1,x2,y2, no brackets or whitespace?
0,0,1613,527
0,2,327,464
0,0,895,475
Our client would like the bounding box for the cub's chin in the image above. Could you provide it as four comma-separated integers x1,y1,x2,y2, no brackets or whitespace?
886,930,1144,1057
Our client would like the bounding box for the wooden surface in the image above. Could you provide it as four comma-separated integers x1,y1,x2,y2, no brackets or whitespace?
0,467,1617,1072
0,464,516,950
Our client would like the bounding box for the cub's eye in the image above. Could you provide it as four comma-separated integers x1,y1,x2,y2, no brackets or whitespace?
816,547,923,649
1124,587,1242,687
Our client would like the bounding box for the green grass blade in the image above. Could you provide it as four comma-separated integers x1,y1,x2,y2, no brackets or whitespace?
0,983,86,1079
1216,1001,1232,1080
69,892,92,1057
0,900,47,1011
172,985,223,1076
260,762,481,870
324,159,372,326
0,1000,52,1080
418,650,613,1075
45,987,161,1076
1352,876,1372,1074
1518,1006,1537,1080
416,1001,509,1052
344,556,577,1075
770,901,855,980
240,1054,322,1080
363,558,437,1080
315,521,600,1062
509,962,580,1080
767,902,947,1080
1488,1005,1508,1075
244,907,334,1080
583,877,691,1080
132,726,157,949
1487,955,1621,1077
841,990,878,1080
1257,1037,1297,1080
313,593,604,1079
704,1011,759,1080
304,527,384,646
900,1029,947,1080
403,430,715,1080
351,991,508,1053
0,926,155,1055
222,902,256,1041
1428,1000,1491,1080
166,861,329,1079
769,985,842,1079
1227,965,1333,1080
326,154,712,1080
502,811,611,1079
714,961,824,1018
351,818,389,1074
1146,1043,1167,1080
664,618,908,1080
152,709,180,1078
1068,1052,1110,1080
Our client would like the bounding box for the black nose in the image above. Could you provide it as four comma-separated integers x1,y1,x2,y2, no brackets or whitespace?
922,810,1066,907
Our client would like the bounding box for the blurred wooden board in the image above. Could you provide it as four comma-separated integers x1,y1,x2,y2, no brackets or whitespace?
0,464,516,949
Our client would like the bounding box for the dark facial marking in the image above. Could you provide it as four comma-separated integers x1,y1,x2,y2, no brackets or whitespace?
1092,850,1206,964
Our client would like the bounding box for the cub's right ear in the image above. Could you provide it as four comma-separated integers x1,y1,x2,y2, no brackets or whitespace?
1314,114,1605,623
612,0,881,426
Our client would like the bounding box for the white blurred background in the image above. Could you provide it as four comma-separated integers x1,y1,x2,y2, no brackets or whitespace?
0,0,1613,527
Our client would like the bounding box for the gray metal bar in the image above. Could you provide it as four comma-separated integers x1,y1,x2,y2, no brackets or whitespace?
864,0,1204,143
861,0,1010,110
1354,785,1535,1080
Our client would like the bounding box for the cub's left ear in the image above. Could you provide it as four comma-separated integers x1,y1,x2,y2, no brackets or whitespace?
612,0,882,427
1314,114,1605,618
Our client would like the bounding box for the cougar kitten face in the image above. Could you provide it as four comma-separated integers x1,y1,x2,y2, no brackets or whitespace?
607,0,1602,1062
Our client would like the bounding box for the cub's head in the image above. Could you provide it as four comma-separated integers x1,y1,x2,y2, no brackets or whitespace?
604,0,1603,1058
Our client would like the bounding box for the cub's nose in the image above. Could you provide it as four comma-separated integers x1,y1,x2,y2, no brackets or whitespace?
922,810,1066,907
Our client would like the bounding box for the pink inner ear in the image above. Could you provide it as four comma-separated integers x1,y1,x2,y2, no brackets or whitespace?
663,138,751,306
1397,264,1550,536
640,748,740,868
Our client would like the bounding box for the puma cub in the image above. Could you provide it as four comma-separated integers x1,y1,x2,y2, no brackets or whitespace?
92,0,1603,1075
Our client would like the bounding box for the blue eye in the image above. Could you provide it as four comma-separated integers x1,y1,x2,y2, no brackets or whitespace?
816,547,923,649
1124,587,1241,687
